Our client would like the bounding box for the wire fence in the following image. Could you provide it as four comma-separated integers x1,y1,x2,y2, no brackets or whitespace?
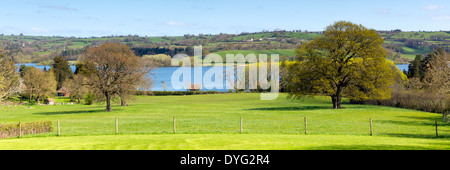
9,116,447,139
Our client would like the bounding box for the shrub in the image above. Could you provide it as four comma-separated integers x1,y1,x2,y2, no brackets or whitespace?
351,90,450,114
84,92,98,105
142,54,172,67
0,121,52,138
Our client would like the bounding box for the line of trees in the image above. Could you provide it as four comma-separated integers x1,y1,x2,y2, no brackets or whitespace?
1,43,155,112
358,49,449,115
132,47,195,57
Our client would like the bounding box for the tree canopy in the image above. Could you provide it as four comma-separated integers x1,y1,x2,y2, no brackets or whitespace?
22,66,56,103
52,56,73,90
81,43,153,111
284,21,398,109
406,48,450,93
0,52,20,102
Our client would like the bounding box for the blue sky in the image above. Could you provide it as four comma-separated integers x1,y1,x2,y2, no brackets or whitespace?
1,0,450,37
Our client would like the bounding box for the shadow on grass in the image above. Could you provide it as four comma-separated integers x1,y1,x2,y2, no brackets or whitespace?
377,133,449,139
374,118,450,139
34,109,113,115
245,105,370,111
376,120,437,127
245,106,332,111
305,144,442,150
377,116,450,128
395,115,450,125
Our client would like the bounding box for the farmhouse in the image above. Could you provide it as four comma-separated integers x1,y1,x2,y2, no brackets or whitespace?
44,98,55,105
189,84,202,92
57,87,70,97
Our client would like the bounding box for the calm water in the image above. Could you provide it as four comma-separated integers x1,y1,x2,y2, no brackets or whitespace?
15,63,76,72
15,63,409,91
149,66,231,92
395,64,409,72
15,63,232,92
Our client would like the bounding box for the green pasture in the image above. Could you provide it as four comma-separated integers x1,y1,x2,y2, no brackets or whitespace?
0,93,449,150
213,49,296,59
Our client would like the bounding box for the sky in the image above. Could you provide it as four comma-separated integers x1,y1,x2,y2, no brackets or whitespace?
1,0,450,37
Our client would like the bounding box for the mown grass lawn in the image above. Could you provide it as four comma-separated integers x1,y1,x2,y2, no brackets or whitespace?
0,93,449,150
1,134,450,150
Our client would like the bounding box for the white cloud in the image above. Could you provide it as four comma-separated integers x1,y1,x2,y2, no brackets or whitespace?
431,15,450,21
372,8,391,15
166,21,187,26
424,5,444,10
28,27,49,33
39,5,77,11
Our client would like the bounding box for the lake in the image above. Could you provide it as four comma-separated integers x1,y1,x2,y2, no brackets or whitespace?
395,64,409,72
15,63,232,92
15,63,410,91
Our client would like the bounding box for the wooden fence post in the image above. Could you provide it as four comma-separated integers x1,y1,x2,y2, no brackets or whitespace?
18,122,22,138
173,117,176,134
435,120,438,138
115,118,119,134
304,117,307,135
240,117,243,133
57,120,60,136
370,119,373,136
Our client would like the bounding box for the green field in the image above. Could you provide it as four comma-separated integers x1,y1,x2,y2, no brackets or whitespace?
214,49,297,59
390,31,450,40
232,32,320,41
0,93,449,150
401,46,431,60
3,31,448,65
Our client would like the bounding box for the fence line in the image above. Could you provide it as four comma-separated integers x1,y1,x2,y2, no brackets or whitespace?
1,117,447,139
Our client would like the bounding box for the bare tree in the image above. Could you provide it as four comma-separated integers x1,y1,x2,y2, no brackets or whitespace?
424,49,450,95
81,43,154,111
223,66,246,93
424,49,450,117
65,74,89,104
161,81,168,92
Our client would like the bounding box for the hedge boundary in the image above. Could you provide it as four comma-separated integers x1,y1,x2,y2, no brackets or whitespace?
0,121,52,138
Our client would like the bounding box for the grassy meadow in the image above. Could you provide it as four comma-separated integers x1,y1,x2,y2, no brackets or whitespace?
0,93,449,150
214,49,296,59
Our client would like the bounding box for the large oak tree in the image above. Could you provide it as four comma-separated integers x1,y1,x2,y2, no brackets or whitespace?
285,21,397,109
81,43,152,111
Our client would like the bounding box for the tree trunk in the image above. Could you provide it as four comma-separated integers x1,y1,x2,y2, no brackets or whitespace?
332,85,343,109
444,111,449,122
29,88,33,103
105,94,112,112
336,96,341,109
332,96,342,109
120,96,128,106
332,97,336,108
36,97,40,105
